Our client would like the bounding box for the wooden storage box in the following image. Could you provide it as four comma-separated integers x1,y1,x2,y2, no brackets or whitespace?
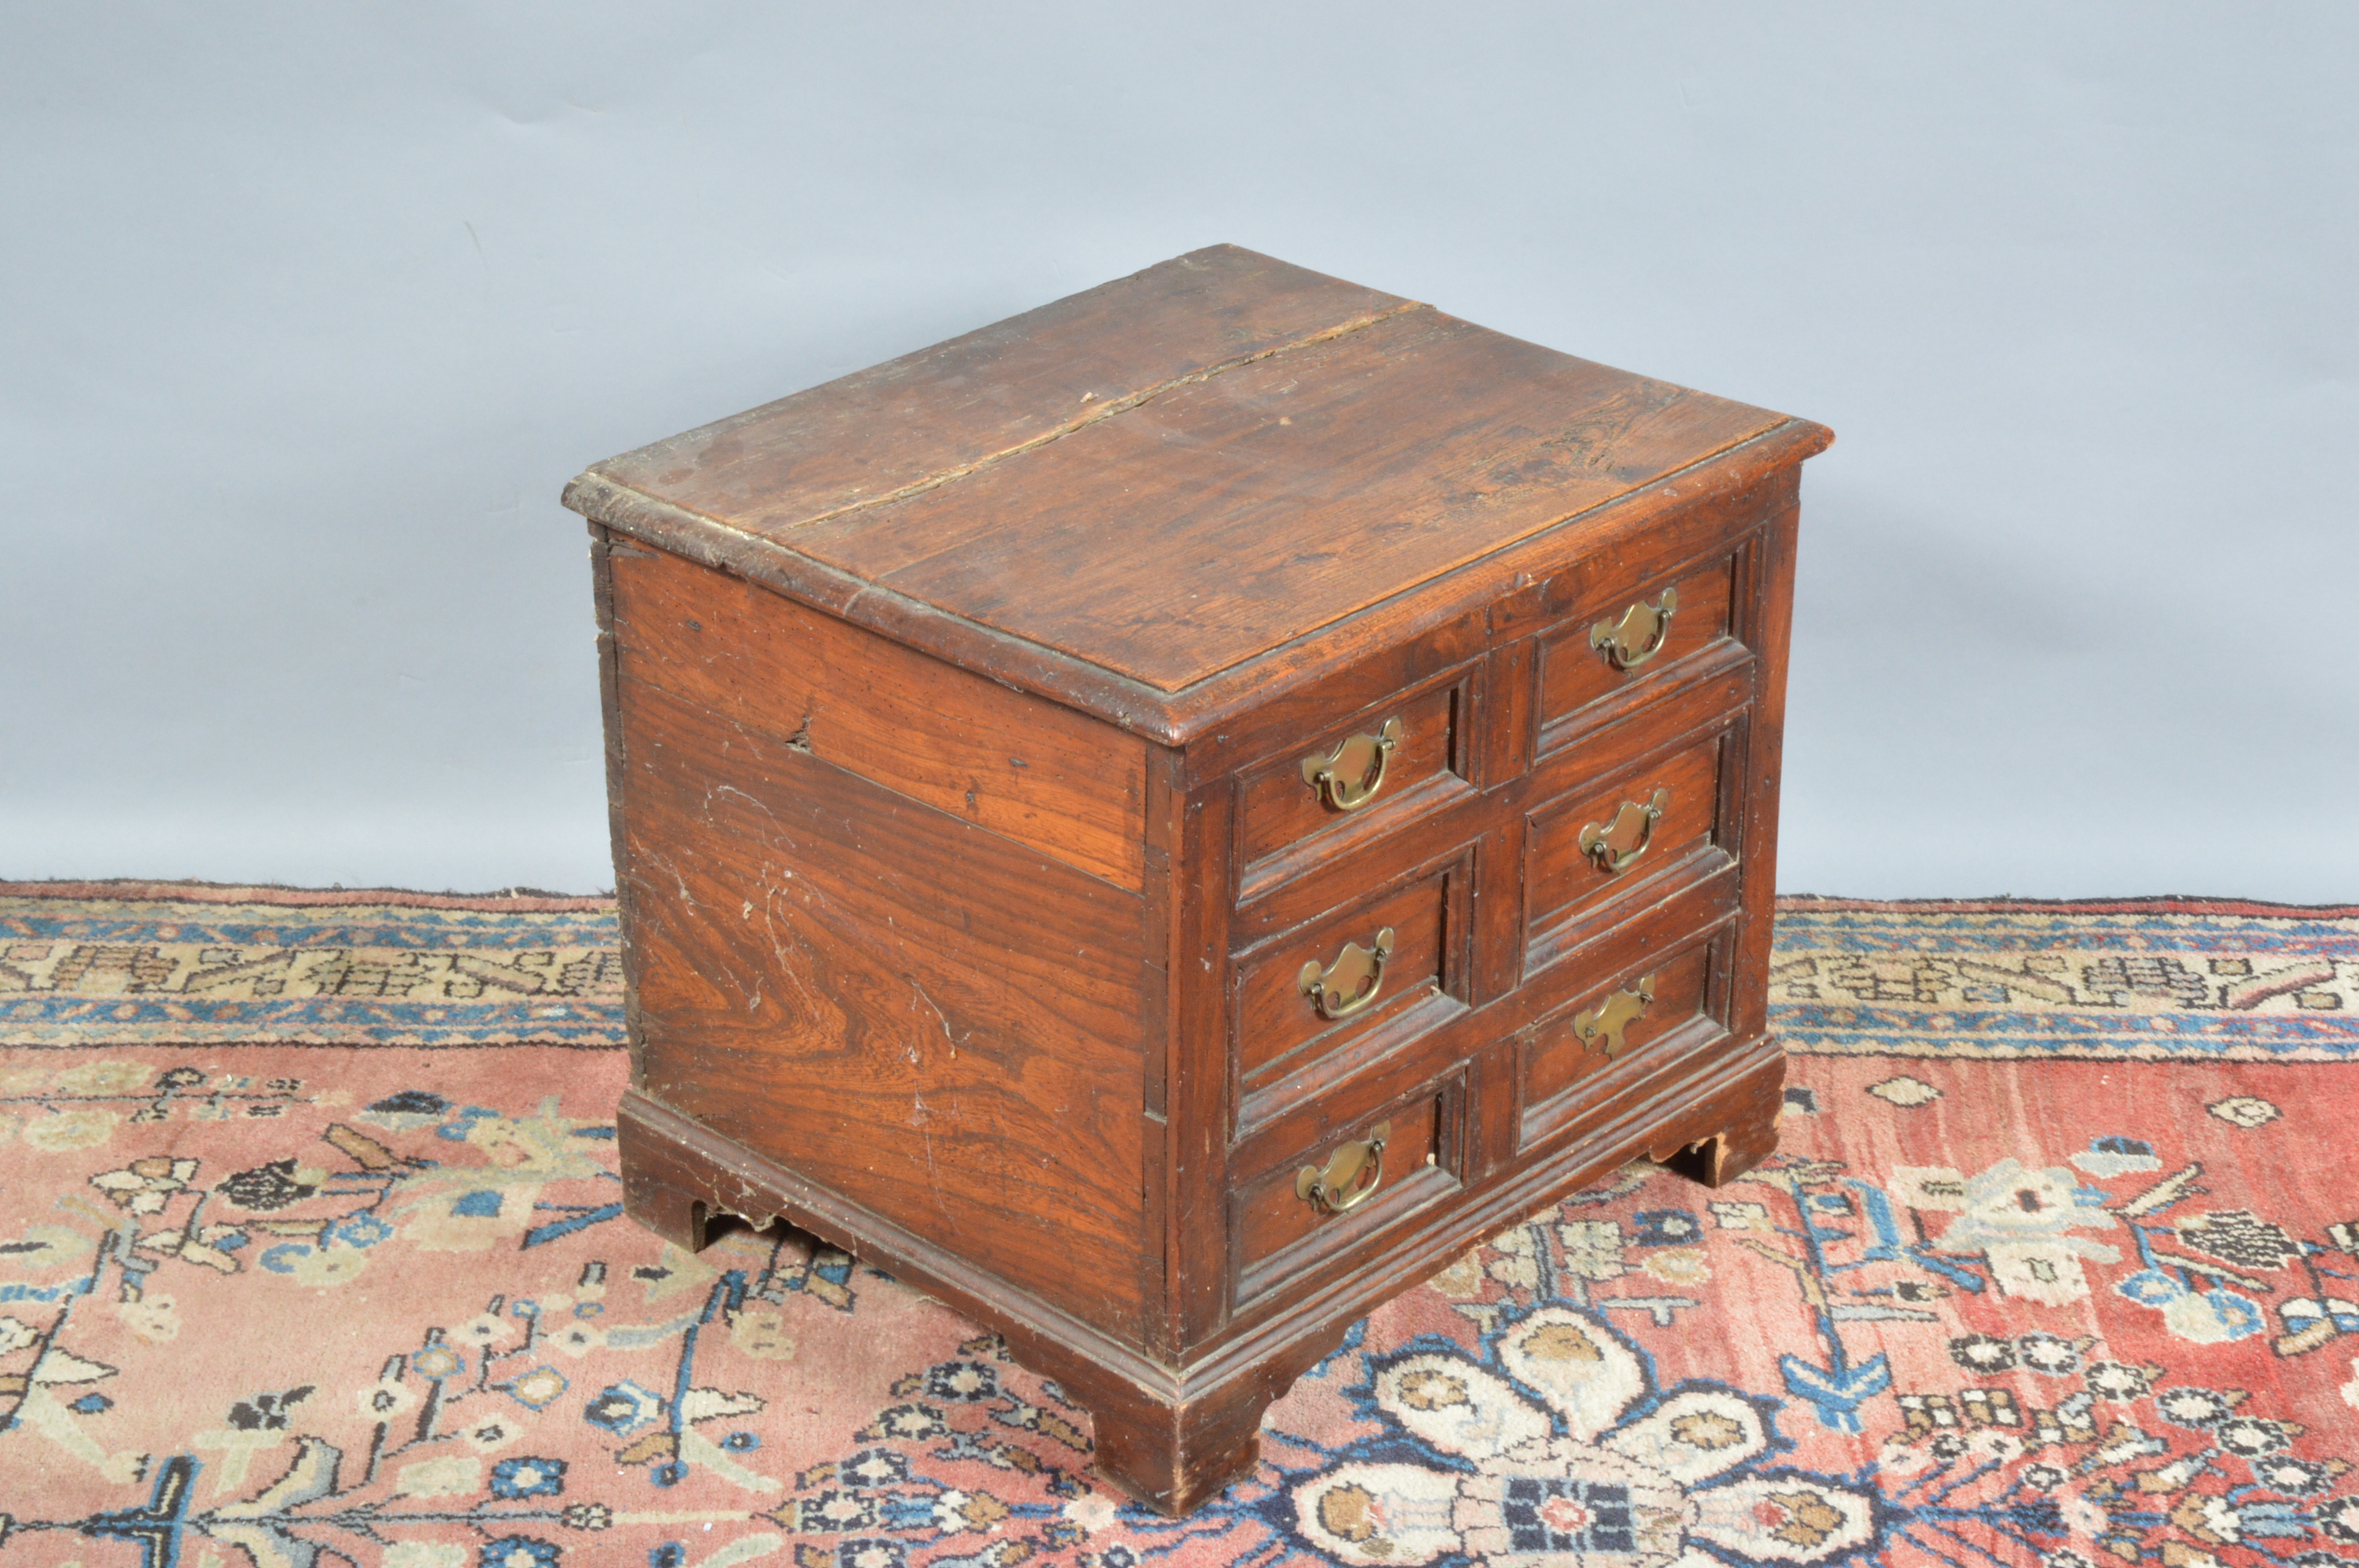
562,245,1831,1513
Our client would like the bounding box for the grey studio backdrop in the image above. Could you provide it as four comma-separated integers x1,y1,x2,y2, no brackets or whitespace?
4,5,2355,900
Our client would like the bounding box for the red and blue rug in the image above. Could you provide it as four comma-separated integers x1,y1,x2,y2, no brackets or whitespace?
1,883,2354,1568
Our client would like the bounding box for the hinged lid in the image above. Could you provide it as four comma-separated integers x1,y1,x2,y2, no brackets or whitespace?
565,245,1829,742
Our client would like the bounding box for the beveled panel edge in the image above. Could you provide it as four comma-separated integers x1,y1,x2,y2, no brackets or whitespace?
1524,1012,1730,1145
1525,847,1740,981
1525,661,1754,811
1518,670,1754,978
565,418,1830,750
1536,535,1739,643
1536,635,1755,761
1531,522,1754,757
1239,848,1740,1166
1235,771,1478,908
1230,1076,1467,1310
1230,828,1485,959
1235,991,1471,1141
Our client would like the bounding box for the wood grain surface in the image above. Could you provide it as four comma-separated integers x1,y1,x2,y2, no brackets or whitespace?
565,247,1829,742
617,677,1152,1338
1538,550,1737,739
581,245,1410,539
784,306,1786,691
1234,675,1467,877
610,537,1147,889
1234,865,1455,1083
1521,931,1718,1113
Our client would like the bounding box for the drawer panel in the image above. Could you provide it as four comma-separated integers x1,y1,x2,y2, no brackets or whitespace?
1525,724,1737,970
1233,1072,1465,1307
1234,860,1465,1090
1521,931,1726,1136
1235,670,1477,901
1536,552,1737,748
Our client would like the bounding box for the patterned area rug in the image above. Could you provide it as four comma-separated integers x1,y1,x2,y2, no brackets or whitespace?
2,882,2356,1568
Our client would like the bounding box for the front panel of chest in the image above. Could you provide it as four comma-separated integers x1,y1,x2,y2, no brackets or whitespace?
1179,487,1794,1344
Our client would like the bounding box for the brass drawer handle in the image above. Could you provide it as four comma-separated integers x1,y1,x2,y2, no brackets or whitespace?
1574,974,1657,1058
1578,788,1670,875
1590,586,1678,671
1299,717,1404,811
1298,927,1395,1021
1296,1120,1390,1214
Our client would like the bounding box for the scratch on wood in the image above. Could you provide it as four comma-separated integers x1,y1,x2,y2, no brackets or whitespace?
908,978,958,1054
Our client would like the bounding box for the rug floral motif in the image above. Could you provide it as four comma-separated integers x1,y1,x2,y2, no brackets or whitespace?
1,883,2354,1568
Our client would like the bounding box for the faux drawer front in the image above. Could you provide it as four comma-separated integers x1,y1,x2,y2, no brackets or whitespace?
1234,858,1467,1102
1235,671,1476,901
1536,552,1738,752
1525,724,1736,972
1232,1073,1465,1308
1521,927,1730,1145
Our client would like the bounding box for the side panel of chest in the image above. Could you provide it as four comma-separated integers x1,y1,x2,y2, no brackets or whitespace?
605,543,1158,1340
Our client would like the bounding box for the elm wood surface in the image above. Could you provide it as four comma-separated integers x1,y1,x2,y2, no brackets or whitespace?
567,245,1830,1514
583,249,1413,543
1234,669,1473,890
579,247,1785,692
1522,931,1726,1124
1233,1079,1459,1294
565,245,1826,746
616,676,1154,1338
776,308,1785,693
1538,550,1739,742
617,1018,1786,1515
609,539,1147,890
1232,851,1467,1084
1525,726,1737,954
